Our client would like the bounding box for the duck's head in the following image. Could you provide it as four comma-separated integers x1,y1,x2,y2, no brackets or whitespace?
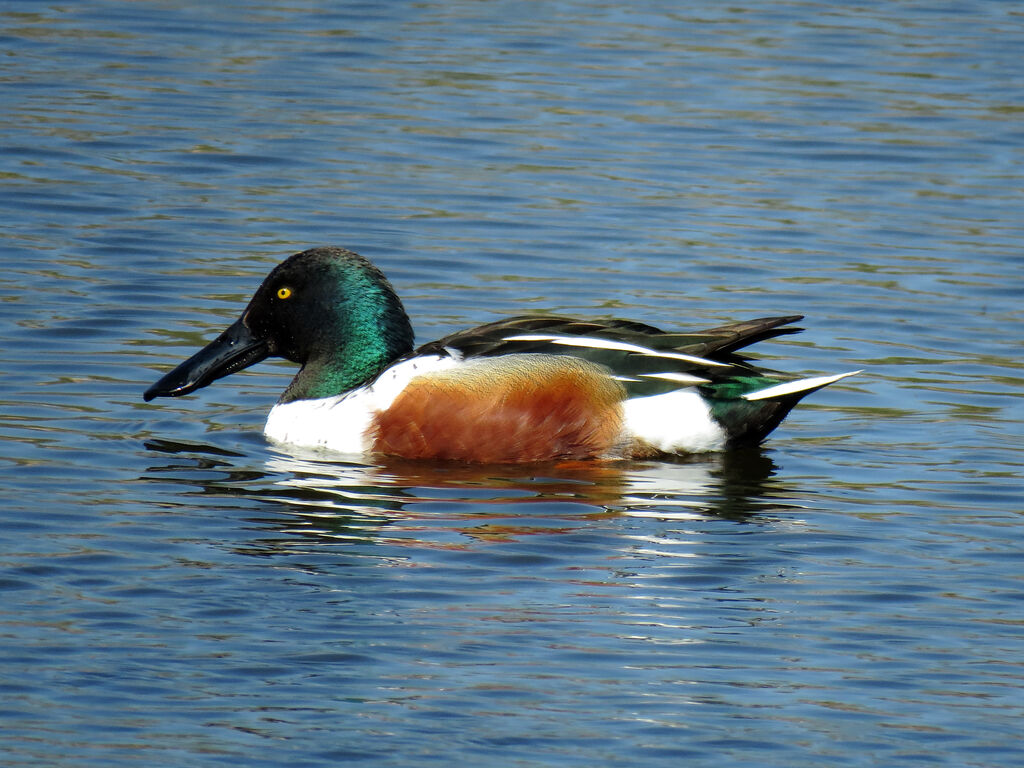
144,247,415,404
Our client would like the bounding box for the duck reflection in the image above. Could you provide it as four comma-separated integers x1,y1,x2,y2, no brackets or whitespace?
143,438,797,556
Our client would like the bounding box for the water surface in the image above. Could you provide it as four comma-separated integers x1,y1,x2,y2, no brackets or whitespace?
2,2,1023,766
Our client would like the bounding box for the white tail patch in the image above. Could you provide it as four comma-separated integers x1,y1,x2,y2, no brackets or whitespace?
502,334,729,367
623,390,726,453
742,370,861,401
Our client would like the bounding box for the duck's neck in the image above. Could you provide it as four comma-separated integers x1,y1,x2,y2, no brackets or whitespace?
280,348,393,403
280,286,415,404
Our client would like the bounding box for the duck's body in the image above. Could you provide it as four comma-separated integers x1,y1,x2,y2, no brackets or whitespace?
145,247,858,463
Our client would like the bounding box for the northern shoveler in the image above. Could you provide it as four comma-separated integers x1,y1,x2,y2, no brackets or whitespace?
144,246,859,463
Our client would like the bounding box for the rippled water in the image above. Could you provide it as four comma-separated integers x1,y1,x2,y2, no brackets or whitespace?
2,1,1023,766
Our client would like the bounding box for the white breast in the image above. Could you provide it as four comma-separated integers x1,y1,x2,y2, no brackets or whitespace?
263,354,458,454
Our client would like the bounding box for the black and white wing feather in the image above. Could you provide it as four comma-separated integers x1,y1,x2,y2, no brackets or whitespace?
415,314,805,397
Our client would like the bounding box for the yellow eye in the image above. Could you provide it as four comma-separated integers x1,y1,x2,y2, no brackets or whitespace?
276,286,293,300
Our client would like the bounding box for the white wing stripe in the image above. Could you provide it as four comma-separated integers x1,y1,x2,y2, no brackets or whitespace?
502,334,729,367
641,372,711,384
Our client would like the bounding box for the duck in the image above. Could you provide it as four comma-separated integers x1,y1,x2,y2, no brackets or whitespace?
144,246,859,463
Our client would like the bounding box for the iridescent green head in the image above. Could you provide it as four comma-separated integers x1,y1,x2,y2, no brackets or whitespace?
144,247,415,404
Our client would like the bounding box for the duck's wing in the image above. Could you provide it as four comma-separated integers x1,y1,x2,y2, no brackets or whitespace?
415,314,806,397
421,314,803,358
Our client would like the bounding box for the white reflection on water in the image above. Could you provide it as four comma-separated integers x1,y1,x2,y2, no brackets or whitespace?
257,443,804,529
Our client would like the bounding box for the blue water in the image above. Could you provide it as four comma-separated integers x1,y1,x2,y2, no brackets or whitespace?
2,1,1023,766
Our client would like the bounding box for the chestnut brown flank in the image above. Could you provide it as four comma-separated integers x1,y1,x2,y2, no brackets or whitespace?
369,355,626,462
